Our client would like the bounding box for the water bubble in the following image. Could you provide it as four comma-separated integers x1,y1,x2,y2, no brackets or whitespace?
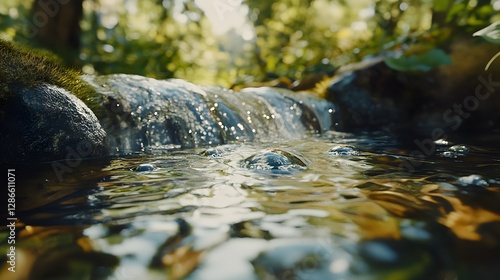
327,146,359,156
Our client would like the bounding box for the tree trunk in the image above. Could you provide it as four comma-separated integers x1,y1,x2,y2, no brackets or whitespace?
31,0,84,64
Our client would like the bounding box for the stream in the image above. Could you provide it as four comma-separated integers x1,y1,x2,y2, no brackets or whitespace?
1,75,500,280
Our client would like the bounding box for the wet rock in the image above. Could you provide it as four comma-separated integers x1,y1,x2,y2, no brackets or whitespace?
325,39,500,134
0,40,108,163
133,163,156,172
242,149,307,173
328,145,359,156
325,59,416,131
246,152,291,168
0,84,108,163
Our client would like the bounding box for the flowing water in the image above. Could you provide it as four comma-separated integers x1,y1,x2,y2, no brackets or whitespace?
2,77,500,280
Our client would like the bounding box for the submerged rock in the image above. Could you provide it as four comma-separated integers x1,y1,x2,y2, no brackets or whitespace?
133,163,156,172
328,145,360,156
242,149,307,173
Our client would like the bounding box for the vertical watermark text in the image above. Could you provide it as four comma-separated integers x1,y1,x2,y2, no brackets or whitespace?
6,169,17,273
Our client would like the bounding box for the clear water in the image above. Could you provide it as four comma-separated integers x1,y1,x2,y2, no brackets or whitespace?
3,130,500,280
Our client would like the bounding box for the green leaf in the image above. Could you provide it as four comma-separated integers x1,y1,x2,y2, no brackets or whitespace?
433,0,450,12
473,22,500,44
445,3,466,23
384,49,452,72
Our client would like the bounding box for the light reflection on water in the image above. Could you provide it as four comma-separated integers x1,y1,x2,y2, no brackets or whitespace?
2,131,500,279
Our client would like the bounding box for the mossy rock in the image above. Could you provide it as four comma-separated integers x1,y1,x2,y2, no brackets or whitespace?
0,40,108,163
0,40,104,113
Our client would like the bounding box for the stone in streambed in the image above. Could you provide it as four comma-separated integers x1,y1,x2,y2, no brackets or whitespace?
242,149,307,173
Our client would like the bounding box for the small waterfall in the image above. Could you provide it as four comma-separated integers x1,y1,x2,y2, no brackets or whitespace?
84,74,337,154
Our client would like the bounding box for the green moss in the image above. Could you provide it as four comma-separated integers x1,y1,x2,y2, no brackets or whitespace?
0,39,103,115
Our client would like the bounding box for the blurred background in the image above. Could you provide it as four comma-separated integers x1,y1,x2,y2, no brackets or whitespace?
0,0,498,87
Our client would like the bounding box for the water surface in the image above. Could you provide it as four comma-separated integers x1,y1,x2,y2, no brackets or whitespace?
2,131,500,280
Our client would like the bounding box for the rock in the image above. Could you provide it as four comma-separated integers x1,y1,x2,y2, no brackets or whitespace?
328,145,359,156
1,40,334,162
0,84,107,163
242,149,307,173
325,39,500,134
133,163,156,172
0,39,108,163
325,58,416,131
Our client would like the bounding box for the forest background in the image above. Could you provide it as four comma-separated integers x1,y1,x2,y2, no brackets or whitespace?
0,0,498,87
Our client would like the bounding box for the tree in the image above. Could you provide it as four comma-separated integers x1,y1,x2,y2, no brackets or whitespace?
31,0,84,64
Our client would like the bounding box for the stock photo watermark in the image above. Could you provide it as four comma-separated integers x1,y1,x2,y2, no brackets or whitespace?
51,139,94,182
6,169,17,273
51,97,125,182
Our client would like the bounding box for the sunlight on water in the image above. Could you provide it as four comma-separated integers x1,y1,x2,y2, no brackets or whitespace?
2,131,500,279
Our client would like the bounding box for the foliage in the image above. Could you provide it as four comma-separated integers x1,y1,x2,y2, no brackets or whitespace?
0,0,498,86
473,21,500,44
384,48,451,72
79,0,217,82
367,0,494,72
